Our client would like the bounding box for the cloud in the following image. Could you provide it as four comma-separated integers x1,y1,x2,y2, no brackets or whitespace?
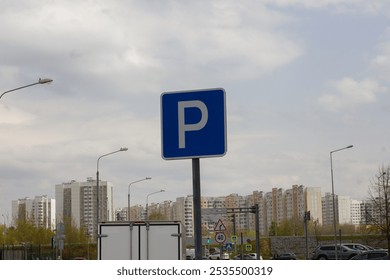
0,1,304,94
318,77,385,111
265,0,390,16
371,41,390,80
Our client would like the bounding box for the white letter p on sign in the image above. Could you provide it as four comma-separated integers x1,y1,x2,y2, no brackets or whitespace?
178,100,208,149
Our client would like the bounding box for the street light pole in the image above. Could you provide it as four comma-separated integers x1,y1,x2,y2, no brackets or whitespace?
145,190,165,220
330,145,353,260
127,177,152,220
0,78,53,100
378,171,390,260
96,147,128,249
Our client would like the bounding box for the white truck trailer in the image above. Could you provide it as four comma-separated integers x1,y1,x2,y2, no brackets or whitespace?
98,221,185,260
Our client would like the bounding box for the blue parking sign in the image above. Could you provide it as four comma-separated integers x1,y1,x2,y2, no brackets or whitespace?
161,88,226,159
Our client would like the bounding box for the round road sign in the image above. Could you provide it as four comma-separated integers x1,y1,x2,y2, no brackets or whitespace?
215,232,226,244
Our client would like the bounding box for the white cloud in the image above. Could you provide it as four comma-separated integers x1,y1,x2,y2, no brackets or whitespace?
0,105,36,125
371,41,390,80
265,0,390,16
318,77,385,111
0,1,303,90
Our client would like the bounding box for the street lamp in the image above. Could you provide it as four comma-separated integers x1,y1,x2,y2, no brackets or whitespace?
0,78,53,100
145,189,165,220
127,177,152,220
96,147,128,236
330,144,353,260
378,171,390,259
378,172,387,225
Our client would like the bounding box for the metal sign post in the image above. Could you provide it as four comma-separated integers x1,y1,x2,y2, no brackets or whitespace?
227,206,261,260
192,158,202,260
161,88,227,260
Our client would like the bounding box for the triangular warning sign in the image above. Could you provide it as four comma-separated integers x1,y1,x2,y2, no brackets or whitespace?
214,219,226,231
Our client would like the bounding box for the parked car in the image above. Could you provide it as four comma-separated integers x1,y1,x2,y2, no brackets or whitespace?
272,252,297,260
233,253,263,260
208,252,229,260
350,250,389,260
186,248,195,260
73,257,87,260
311,244,361,260
342,243,374,251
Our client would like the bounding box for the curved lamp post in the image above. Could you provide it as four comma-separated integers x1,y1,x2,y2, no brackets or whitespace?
145,189,165,220
0,78,53,100
127,177,152,220
96,148,128,234
330,145,353,260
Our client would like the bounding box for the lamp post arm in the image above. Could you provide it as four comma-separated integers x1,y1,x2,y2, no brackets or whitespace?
127,177,151,221
145,189,165,220
330,145,353,154
1,78,53,100
97,148,128,170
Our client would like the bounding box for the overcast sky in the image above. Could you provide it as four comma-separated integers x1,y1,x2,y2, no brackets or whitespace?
0,0,389,222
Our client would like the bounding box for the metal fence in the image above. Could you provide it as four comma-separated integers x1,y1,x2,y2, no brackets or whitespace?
0,244,55,260
1,243,94,260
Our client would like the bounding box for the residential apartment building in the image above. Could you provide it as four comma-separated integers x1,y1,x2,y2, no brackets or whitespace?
11,195,55,229
360,199,383,226
264,188,284,233
322,192,337,225
351,199,362,225
55,178,113,236
338,196,352,224
9,180,374,239
305,187,323,224
168,185,310,238
175,195,194,237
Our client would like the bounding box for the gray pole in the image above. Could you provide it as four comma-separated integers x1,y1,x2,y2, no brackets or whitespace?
95,147,128,258
240,232,244,260
330,145,353,260
96,170,100,243
192,158,202,260
304,211,309,259
254,204,260,260
330,151,338,260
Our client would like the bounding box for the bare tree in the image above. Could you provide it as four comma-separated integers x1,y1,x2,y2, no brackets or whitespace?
367,165,390,258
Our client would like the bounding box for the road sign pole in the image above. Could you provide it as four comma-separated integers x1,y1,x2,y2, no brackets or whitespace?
161,88,227,260
192,158,202,260
254,204,260,260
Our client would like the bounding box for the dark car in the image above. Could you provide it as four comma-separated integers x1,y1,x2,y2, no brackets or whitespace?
311,244,360,260
350,250,389,260
272,252,297,260
342,243,374,251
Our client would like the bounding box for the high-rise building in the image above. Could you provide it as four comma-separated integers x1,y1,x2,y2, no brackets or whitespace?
351,199,362,225
175,195,194,237
285,185,305,221
305,187,323,225
11,195,55,229
55,178,113,236
265,188,284,231
322,192,337,225
338,196,352,224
